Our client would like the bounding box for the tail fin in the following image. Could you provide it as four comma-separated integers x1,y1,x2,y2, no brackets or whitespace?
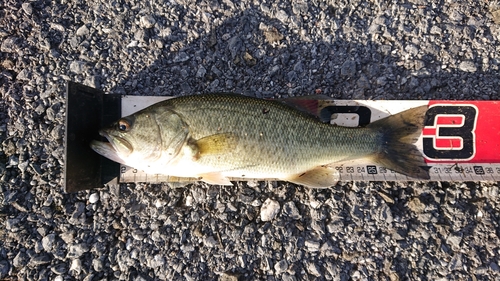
367,106,430,180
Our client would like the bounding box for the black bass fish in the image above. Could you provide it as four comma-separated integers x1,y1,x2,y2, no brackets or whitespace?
90,94,429,187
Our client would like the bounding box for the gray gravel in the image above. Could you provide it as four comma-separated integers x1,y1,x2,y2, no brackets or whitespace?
1,0,500,280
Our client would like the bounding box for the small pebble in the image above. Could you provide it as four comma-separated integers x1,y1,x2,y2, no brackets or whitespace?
0,260,9,279
67,244,89,259
204,236,218,248
274,260,288,274
283,201,301,220
341,60,356,77
42,234,56,252
13,251,28,267
51,263,68,275
89,193,99,204
459,61,477,72
260,198,280,221
140,15,156,28
0,37,19,52
446,234,462,251
29,255,51,266
21,3,33,15
69,259,82,276
69,61,85,74
93,259,103,272
76,25,89,36
196,66,207,78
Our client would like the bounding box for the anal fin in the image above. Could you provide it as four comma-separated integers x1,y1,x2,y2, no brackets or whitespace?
198,172,233,186
284,166,340,188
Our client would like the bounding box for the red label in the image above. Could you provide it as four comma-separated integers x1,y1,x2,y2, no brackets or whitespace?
424,101,500,163
422,115,465,149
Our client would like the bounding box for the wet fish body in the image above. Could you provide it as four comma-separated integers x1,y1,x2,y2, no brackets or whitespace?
91,94,429,187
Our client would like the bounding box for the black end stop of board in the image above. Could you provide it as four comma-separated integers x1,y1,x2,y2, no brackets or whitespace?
64,82,121,193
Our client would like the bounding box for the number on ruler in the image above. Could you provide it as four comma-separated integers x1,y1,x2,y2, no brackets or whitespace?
473,166,485,175
453,165,464,173
367,165,377,174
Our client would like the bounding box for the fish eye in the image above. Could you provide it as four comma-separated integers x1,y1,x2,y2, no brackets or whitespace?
118,119,131,132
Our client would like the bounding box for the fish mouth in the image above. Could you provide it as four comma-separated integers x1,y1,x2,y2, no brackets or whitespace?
90,139,127,164
89,130,132,165
101,130,133,151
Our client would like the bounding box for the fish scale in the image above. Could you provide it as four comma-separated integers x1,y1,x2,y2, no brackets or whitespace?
167,94,380,175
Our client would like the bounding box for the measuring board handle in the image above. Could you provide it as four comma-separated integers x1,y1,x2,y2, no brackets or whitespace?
64,82,121,192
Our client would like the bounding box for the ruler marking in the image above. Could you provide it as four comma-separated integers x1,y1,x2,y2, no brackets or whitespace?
391,170,398,181
484,166,492,181
117,163,500,183
118,163,500,183
488,166,496,181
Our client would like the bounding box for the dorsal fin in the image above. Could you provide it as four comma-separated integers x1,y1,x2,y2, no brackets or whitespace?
275,95,332,123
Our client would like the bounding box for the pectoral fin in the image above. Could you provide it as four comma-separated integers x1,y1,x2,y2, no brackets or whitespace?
195,133,238,156
198,172,233,186
284,166,340,188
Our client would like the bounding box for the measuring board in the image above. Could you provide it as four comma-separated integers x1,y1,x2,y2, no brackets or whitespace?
64,82,500,192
